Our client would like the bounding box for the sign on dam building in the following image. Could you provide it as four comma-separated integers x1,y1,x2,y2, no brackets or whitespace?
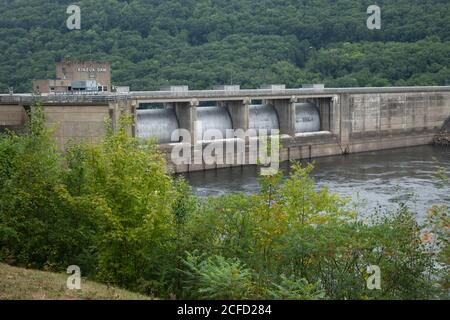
1,85,450,173
32,60,111,94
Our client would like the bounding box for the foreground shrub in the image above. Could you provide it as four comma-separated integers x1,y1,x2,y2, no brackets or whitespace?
268,275,325,300
0,105,98,270
181,252,255,300
64,118,177,296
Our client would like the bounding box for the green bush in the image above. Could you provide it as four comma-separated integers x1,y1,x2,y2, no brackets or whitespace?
0,105,98,270
64,118,177,296
268,275,325,300
181,252,255,300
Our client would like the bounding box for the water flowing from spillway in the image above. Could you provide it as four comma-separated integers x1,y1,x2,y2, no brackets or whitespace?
196,106,233,140
136,108,179,144
136,103,322,143
248,104,279,136
295,102,321,133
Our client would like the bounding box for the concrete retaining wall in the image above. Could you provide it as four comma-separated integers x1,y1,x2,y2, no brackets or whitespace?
0,104,27,132
344,91,450,153
44,104,110,149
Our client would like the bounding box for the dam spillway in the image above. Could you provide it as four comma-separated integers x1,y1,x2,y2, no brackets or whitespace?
295,102,321,133
136,102,322,143
248,104,280,136
196,106,233,140
136,108,179,143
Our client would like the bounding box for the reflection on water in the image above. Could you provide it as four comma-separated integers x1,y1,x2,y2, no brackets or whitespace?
183,146,450,220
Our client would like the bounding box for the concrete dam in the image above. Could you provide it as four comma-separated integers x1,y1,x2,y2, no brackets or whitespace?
1,85,450,173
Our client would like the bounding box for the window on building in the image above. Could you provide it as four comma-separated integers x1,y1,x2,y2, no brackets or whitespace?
50,87,55,92
103,86,108,91
98,86,103,92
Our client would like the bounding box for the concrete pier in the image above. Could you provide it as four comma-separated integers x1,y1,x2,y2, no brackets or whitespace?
173,100,199,144
221,99,250,131
270,97,296,136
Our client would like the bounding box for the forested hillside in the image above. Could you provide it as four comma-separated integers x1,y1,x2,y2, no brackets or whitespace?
0,0,449,92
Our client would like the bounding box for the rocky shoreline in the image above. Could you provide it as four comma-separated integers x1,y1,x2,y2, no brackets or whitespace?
433,117,450,147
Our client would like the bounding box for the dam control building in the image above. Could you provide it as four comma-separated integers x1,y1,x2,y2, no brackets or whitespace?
32,60,112,94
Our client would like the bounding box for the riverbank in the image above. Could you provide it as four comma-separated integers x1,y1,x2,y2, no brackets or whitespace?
433,132,450,146
433,117,450,147
0,263,152,300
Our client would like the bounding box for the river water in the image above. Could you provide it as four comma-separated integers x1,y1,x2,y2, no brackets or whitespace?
184,145,450,221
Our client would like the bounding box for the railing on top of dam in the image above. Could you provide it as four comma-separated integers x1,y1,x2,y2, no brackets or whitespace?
1,86,450,104
0,92,131,104
131,86,450,100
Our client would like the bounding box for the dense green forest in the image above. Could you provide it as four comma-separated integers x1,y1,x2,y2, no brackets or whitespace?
0,0,449,92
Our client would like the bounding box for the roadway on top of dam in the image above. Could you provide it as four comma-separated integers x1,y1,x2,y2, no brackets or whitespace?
1,86,450,105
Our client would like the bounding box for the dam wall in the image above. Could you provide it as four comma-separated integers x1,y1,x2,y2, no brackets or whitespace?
0,104,28,132
0,99,130,150
1,87,450,172
343,91,450,154
153,89,450,173
44,104,111,149
50,99,136,149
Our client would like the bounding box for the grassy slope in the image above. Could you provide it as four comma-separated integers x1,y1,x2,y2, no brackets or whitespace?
0,263,151,300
